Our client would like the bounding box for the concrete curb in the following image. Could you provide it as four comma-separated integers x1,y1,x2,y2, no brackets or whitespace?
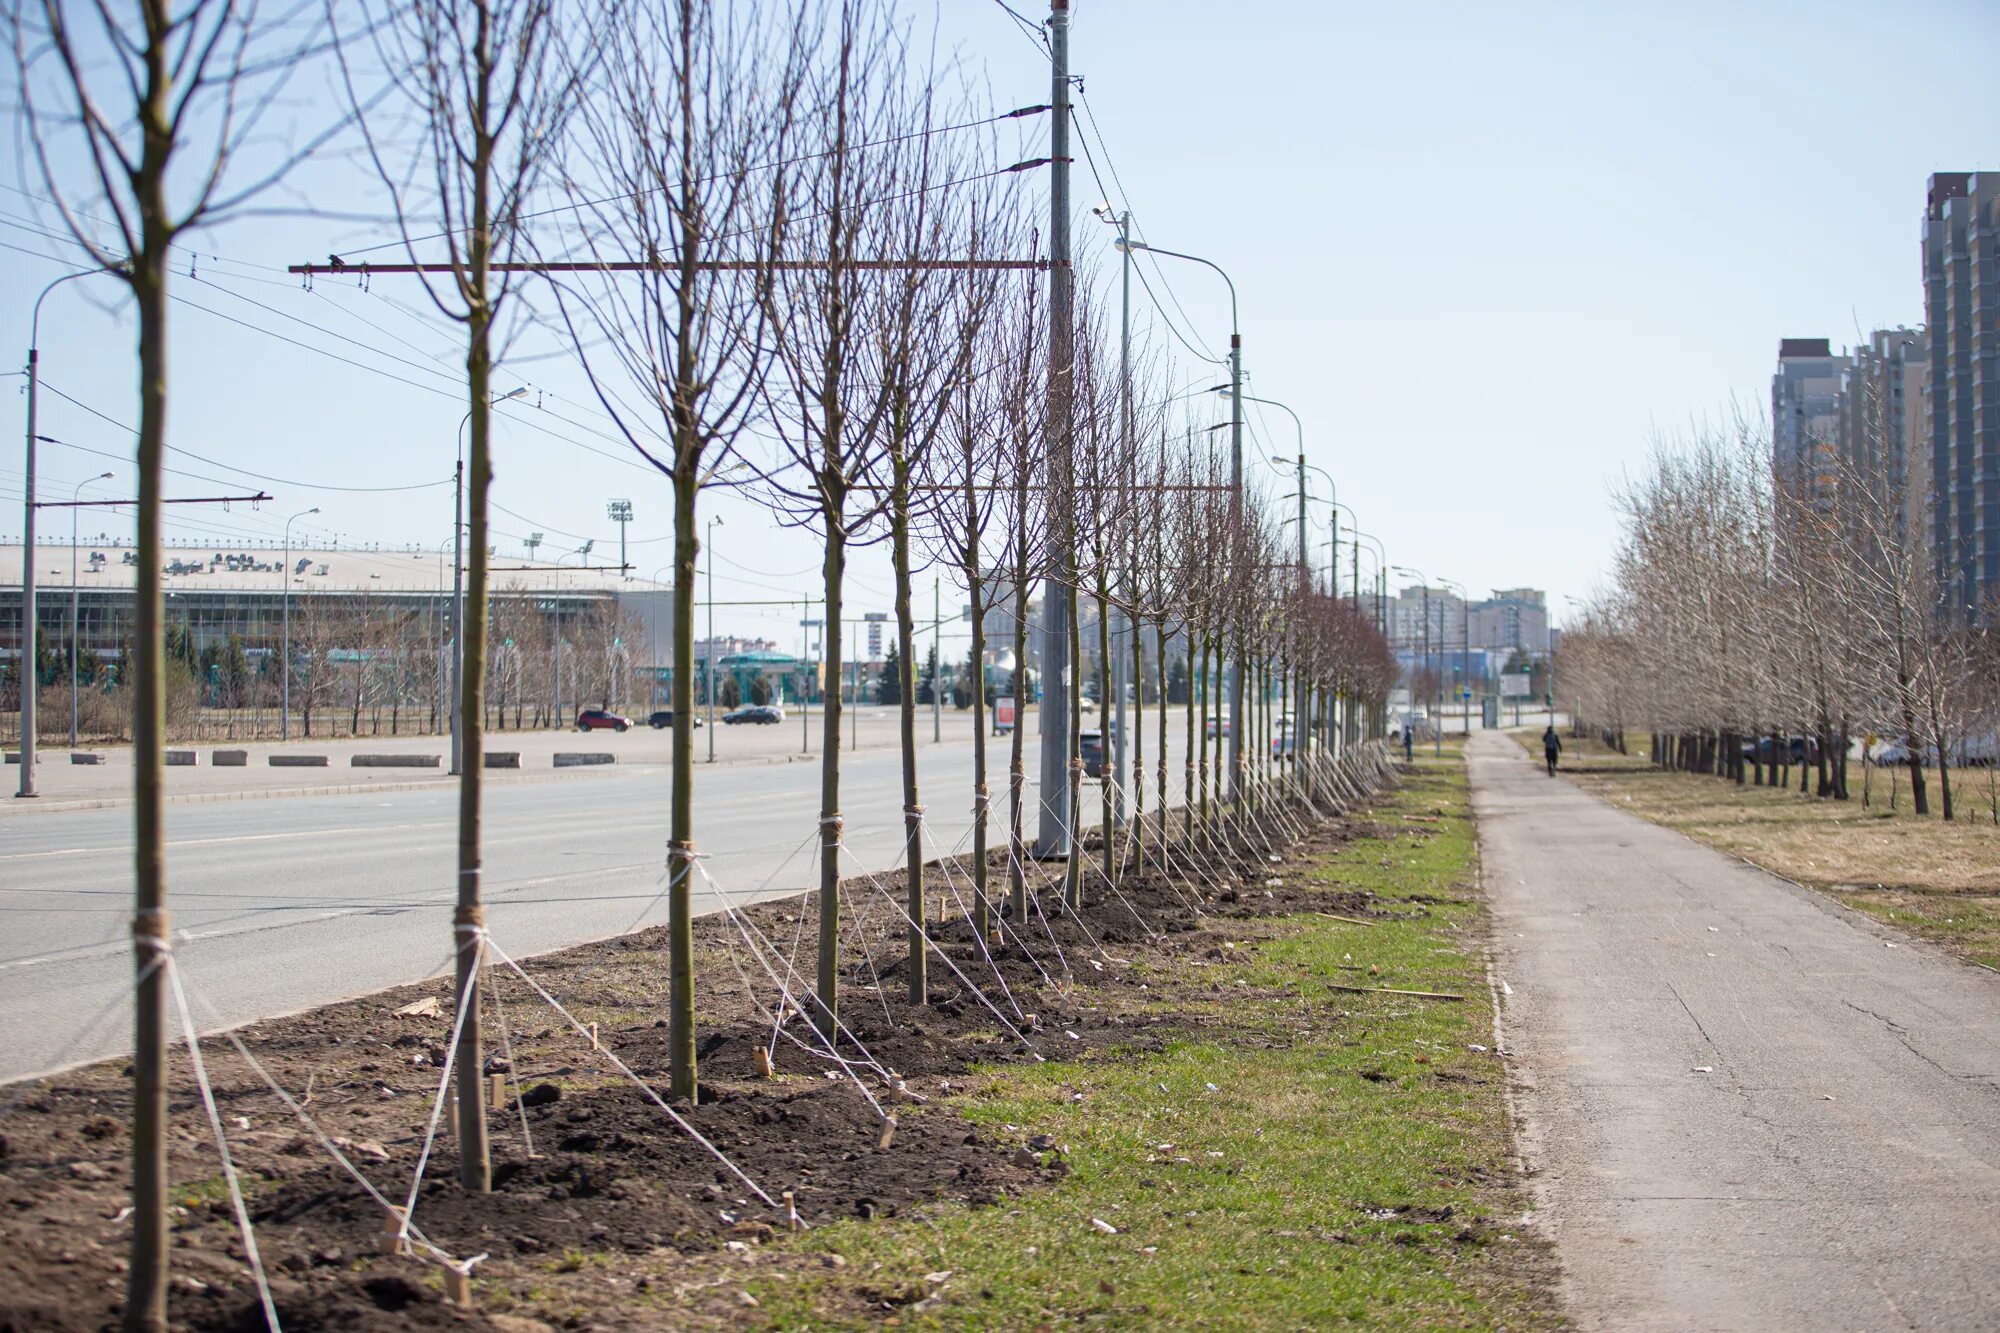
351,754,443,768
0,738,955,816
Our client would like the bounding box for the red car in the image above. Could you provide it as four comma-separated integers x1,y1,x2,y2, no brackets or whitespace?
576,708,632,732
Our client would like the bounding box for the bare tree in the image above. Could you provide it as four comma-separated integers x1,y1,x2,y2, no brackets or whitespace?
921,206,1028,942
866,73,992,1003
760,0,901,1037
336,0,583,1189
551,0,801,1097
8,0,337,1320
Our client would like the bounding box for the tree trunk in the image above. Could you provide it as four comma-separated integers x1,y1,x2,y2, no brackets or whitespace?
451,294,493,1191
666,468,699,1099
816,513,846,1036
1095,587,1114,885
890,492,924,1004
125,237,171,1333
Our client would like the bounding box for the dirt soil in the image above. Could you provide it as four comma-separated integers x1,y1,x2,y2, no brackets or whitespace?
0,798,1418,1333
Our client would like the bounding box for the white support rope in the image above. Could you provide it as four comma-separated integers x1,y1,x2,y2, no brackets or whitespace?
176,970,468,1272
835,842,1044,1062
484,957,536,1160
398,927,486,1247
702,882,892,1122
482,934,775,1207
166,954,281,1332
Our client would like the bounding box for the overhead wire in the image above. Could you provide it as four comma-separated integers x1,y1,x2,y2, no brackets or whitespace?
34,382,455,495
336,105,1052,259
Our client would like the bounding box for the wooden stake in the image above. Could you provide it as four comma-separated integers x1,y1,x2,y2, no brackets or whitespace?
381,1207,408,1256
877,1115,898,1150
488,1073,506,1109
443,1267,472,1306
587,1021,599,1051
753,1047,775,1079
782,1190,801,1232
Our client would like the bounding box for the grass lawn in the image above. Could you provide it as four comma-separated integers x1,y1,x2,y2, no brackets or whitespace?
667,755,1559,1331
1513,730,2000,972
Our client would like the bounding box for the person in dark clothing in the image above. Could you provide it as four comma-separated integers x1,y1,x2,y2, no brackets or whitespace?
1542,725,1561,776
1402,726,1414,761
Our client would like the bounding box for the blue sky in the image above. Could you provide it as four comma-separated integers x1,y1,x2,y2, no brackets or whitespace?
6,0,1998,647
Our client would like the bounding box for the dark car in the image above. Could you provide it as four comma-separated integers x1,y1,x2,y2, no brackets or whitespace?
647,710,704,729
576,708,632,732
1079,728,1104,778
1739,735,1819,764
722,705,784,725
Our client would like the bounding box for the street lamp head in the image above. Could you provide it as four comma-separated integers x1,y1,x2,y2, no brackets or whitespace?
498,386,528,401
94,471,113,481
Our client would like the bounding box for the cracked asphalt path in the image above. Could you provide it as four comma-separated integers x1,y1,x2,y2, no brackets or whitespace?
1470,731,2000,1330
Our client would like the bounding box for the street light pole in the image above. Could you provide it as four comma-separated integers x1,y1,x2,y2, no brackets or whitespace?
1123,237,1243,799
281,508,321,741
1438,576,1471,738
1035,0,1075,860
69,472,113,747
1394,565,1439,756
19,267,105,797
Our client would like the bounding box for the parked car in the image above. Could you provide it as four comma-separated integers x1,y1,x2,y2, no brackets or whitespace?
1272,717,1298,759
1079,728,1105,778
1737,735,1820,764
647,709,704,729
722,704,785,725
1204,715,1233,738
576,708,632,732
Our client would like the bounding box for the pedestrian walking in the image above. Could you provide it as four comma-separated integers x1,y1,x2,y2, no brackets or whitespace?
1403,725,1414,762
1542,724,1561,776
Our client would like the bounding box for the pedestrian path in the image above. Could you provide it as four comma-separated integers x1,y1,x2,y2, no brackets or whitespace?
1469,730,2000,1331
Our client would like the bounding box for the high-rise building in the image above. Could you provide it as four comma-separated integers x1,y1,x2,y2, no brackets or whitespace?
1772,338,1848,499
1923,171,2000,621
1835,328,1928,546
1467,588,1549,656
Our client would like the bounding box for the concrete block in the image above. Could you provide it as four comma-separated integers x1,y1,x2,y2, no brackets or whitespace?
484,752,522,769
70,752,104,765
268,754,329,768
212,750,248,767
165,750,198,767
2,753,25,764
351,753,442,769
554,752,616,768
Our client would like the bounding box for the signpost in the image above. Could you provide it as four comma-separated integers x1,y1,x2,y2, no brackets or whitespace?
995,696,1016,735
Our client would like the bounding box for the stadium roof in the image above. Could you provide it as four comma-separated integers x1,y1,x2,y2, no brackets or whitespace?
0,542,665,597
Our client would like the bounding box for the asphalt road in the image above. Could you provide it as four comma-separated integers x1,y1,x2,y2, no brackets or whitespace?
2,721,1205,1084
1471,730,2000,1331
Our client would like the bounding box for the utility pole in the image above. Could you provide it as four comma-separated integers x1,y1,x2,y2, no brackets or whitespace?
1097,205,1133,823
608,499,632,579
933,577,942,744
1036,0,1074,860
1226,330,1245,798
18,270,105,796
69,472,113,747
281,507,321,742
